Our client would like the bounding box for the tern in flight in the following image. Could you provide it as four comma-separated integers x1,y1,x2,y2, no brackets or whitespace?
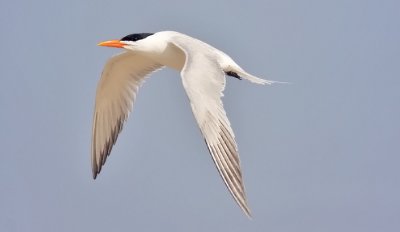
93,31,279,217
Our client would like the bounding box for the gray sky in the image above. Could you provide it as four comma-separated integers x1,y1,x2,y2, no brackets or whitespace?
1,0,399,231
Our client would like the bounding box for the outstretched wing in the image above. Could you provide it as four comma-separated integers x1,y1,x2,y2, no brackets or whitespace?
92,52,162,178
171,38,251,217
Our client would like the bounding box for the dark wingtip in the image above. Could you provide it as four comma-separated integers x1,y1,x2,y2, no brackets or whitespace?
92,162,100,180
244,207,253,219
92,165,102,180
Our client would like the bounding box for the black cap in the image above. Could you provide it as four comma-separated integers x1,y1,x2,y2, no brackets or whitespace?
120,33,154,42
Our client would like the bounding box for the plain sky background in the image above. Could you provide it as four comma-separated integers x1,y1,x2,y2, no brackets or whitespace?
1,0,399,231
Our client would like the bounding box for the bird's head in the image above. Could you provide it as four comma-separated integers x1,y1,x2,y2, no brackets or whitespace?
98,33,154,51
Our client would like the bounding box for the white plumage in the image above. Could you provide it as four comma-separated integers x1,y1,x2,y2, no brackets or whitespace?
92,31,278,217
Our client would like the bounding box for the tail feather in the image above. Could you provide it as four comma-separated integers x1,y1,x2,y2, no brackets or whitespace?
220,56,288,85
237,71,289,85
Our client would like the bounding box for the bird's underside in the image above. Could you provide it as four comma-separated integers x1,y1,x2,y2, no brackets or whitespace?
92,31,277,217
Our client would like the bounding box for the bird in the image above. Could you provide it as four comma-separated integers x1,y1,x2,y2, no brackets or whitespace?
93,31,279,217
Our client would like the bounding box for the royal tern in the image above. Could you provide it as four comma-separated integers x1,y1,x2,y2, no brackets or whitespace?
93,31,278,217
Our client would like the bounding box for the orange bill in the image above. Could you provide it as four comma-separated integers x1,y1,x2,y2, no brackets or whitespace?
97,40,125,48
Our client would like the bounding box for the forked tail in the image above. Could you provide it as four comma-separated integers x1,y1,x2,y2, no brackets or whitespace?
229,69,288,85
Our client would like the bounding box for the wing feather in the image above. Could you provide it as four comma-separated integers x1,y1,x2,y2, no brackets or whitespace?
171,38,251,217
92,52,162,178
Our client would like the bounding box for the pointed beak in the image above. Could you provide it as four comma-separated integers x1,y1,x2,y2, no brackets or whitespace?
97,40,125,48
